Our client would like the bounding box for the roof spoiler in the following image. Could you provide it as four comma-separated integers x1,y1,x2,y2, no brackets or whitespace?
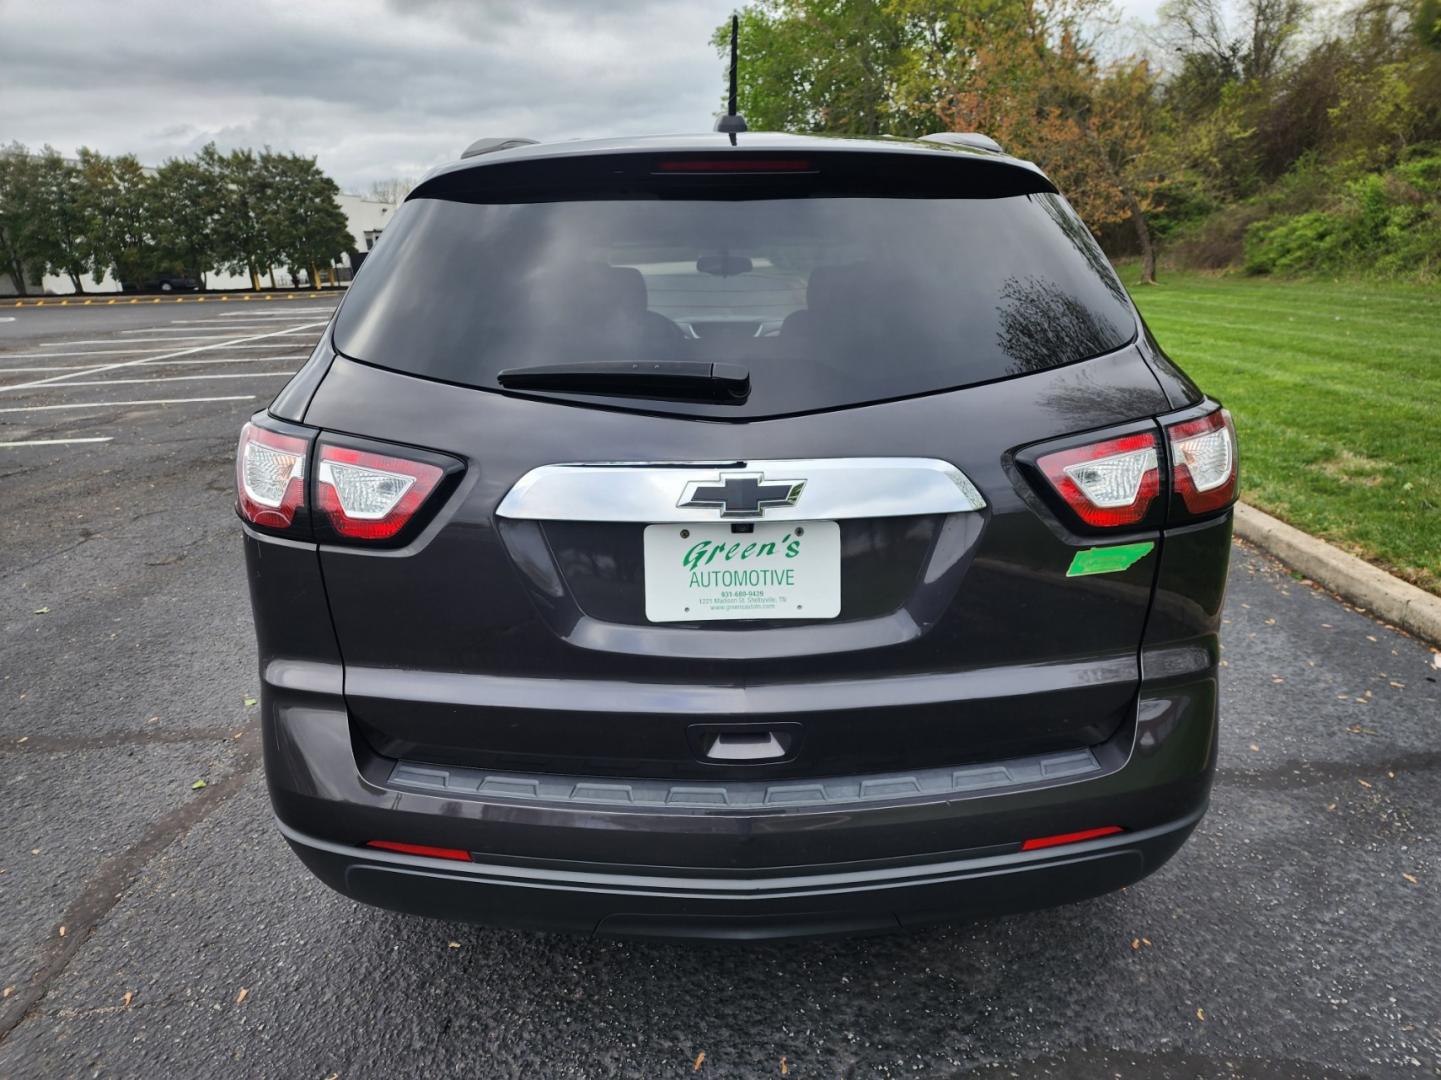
460,137,539,160
919,132,1004,153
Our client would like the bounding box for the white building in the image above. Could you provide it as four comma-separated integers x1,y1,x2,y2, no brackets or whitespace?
3,191,398,296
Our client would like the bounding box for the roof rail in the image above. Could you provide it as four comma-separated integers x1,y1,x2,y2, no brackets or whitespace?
460,137,539,160
920,132,1004,153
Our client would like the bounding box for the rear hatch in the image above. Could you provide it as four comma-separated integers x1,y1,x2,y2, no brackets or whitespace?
301,141,1172,782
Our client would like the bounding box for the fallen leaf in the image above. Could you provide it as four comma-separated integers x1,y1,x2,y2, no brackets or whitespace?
32,606,50,615
1264,618,1276,625
780,1056,789,1075
1389,681,1404,689
16,736,26,744
1432,654,1441,670
1196,1007,1205,1021
191,779,207,790
1130,938,1140,951
1366,635,1378,642
448,941,460,949
243,695,258,707
1358,779,1373,789
2,986,13,999
694,1051,706,1071
58,925,65,937
235,987,248,1005
122,990,134,1007
1249,743,1260,752
1402,873,1419,885
30,848,40,856
1142,938,1152,946
1326,803,1337,811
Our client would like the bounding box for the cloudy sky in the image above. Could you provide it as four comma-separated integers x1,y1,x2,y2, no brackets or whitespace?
0,0,1164,195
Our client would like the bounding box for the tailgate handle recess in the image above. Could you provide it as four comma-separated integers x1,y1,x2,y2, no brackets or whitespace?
706,732,786,761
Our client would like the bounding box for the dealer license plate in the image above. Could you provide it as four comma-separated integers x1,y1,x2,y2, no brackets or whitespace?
642,520,841,622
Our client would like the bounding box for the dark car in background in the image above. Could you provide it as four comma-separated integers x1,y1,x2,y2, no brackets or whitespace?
122,274,201,293
237,131,1237,940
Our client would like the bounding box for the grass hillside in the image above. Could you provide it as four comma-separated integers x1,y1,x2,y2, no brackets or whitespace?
1121,267,1441,594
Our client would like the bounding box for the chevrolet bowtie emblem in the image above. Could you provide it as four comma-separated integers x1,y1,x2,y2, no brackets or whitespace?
678,472,806,518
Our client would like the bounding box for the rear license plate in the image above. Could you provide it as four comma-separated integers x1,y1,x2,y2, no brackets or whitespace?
643,520,840,622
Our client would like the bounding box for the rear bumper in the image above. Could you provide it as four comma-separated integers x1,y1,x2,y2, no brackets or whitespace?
260,656,1218,938
279,807,1202,940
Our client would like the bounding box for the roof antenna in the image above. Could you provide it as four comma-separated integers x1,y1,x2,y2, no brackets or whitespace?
715,14,747,139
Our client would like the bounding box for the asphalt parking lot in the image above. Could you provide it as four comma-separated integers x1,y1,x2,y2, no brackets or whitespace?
0,302,1438,1079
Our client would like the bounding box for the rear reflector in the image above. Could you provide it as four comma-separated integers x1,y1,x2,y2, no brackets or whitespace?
236,422,308,531
1167,408,1237,515
315,444,445,542
366,840,472,862
1037,432,1161,528
1020,826,1124,851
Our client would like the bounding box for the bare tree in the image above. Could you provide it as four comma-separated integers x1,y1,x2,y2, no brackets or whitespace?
367,177,414,204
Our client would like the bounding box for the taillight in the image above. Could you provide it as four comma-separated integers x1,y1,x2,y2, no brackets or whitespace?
236,422,310,535
1166,408,1237,516
1037,432,1162,529
314,444,446,542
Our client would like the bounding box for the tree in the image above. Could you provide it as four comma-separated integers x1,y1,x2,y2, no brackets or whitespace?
0,143,41,296
215,148,275,290
28,148,92,293
79,149,155,288
149,148,226,285
712,1,925,136
367,177,414,204
263,152,353,289
930,4,1170,281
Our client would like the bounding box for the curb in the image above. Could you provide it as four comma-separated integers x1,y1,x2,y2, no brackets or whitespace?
4,291,343,309
1232,502,1441,646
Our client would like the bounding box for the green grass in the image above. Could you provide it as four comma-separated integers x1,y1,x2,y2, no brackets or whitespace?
1115,265,1441,594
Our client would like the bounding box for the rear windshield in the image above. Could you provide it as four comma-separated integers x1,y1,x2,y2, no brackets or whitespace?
334,187,1136,417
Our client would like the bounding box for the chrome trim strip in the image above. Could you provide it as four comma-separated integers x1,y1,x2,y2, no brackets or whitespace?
495,458,986,522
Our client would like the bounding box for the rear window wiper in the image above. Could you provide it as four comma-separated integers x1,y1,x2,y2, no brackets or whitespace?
496,361,750,403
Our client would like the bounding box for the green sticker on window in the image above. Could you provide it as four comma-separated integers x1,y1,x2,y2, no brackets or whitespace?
1067,542,1155,577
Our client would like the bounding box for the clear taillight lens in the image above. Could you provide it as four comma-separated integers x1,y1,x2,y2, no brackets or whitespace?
1167,408,1237,515
315,445,444,542
1037,432,1162,528
236,423,309,531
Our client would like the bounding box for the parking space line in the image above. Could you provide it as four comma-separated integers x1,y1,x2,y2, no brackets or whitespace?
0,395,257,413
43,371,292,387
0,436,114,447
118,328,315,337
0,355,309,373
0,322,325,394
0,343,317,360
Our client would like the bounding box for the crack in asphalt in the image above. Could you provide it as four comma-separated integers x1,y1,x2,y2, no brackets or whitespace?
0,721,262,1045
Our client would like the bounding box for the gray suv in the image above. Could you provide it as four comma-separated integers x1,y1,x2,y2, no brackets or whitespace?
238,131,1235,939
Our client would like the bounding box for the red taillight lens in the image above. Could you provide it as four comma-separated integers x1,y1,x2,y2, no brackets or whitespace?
1037,432,1162,528
366,840,472,862
1167,408,1237,516
315,444,445,542
1020,826,1124,851
236,422,309,532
